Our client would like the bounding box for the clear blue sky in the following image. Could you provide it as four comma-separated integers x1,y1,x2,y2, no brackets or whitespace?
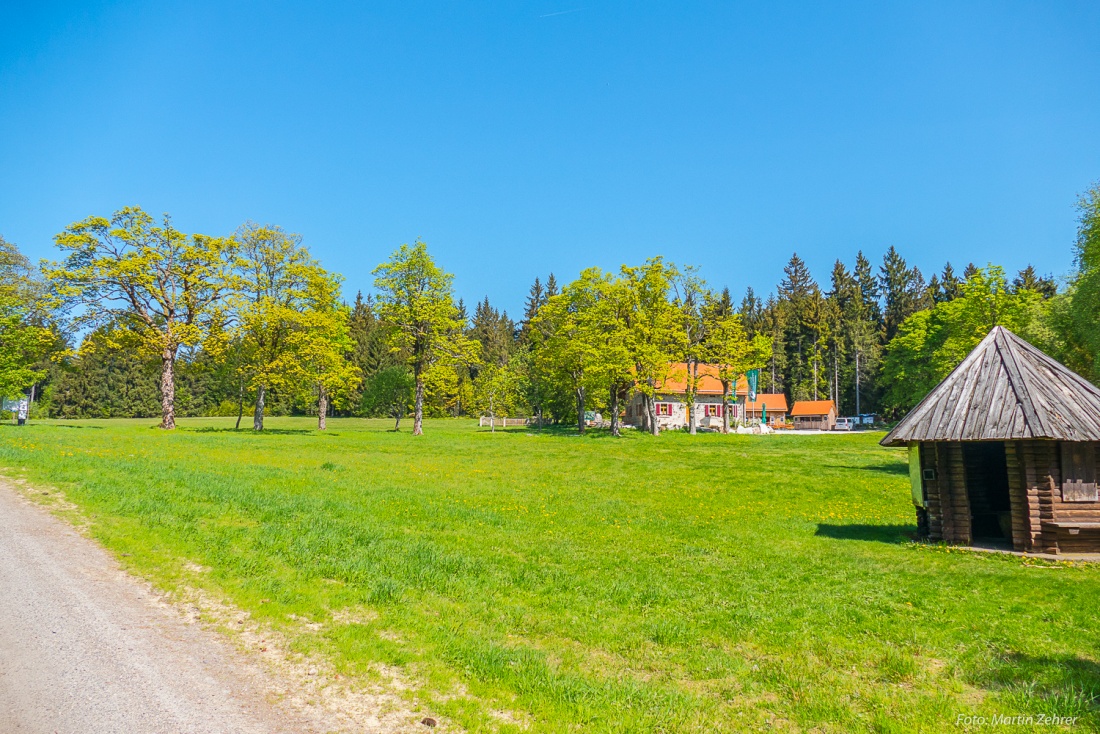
2,1,1098,315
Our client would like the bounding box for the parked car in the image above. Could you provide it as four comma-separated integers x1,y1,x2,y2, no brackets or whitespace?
835,417,856,431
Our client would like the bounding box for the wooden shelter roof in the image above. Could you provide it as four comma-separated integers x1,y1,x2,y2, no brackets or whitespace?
881,326,1100,447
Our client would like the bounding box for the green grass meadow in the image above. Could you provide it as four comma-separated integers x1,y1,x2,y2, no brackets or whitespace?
1,418,1097,732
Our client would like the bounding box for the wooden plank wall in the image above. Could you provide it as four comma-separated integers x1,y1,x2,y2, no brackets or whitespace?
920,443,942,541
920,442,971,544
918,440,1100,553
1050,442,1100,553
1005,442,1034,551
947,443,972,545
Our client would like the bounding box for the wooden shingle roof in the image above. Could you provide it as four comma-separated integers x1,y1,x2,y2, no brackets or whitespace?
881,326,1100,446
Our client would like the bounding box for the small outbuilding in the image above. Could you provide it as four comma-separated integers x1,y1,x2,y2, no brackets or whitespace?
791,400,837,430
881,326,1100,554
741,393,789,426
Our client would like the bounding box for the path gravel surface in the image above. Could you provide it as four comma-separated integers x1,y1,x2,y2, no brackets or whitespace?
0,480,298,734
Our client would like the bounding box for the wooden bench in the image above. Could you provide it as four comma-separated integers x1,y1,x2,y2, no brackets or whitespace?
1042,521,1100,535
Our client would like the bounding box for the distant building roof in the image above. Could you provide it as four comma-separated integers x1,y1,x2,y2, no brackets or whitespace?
654,365,773,398
744,394,789,413
881,326,1100,447
656,363,727,395
791,400,836,417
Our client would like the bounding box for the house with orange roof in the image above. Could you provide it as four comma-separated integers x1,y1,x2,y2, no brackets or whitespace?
623,363,788,430
790,400,837,430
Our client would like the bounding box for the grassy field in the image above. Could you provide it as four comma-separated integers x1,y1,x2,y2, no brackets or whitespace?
0,418,1097,732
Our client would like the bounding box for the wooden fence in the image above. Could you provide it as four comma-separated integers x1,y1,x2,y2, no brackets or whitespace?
478,416,529,428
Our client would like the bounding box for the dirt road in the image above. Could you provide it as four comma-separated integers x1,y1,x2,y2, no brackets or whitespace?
0,481,296,734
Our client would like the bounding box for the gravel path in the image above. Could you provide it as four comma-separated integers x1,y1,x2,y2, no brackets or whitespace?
0,480,298,734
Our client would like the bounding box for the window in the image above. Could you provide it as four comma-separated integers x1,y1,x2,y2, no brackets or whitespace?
1062,443,1098,502
705,404,723,417
656,403,673,416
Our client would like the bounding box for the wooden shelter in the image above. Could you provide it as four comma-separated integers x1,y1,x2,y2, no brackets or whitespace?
881,326,1100,554
791,400,837,430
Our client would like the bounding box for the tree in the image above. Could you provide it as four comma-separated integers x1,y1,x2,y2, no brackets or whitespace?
531,268,612,433
621,258,684,435
1012,265,1057,299
0,237,56,401
471,362,522,431
1058,183,1100,383
222,222,335,430
880,266,1047,415
853,251,882,326
704,310,771,432
287,273,360,430
46,207,232,429
675,268,710,435
361,365,414,430
346,292,395,410
880,246,929,342
520,277,546,343
470,296,515,371
777,253,820,401
372,240,478,435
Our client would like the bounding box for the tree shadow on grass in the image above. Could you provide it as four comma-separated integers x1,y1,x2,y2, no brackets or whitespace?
179,426,314,435
970,651,1100,722
2,423,103,429
823,463,909,476
815,523,915,544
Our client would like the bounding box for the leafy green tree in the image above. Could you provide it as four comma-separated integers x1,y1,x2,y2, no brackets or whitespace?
470,362,523,431
1058,183,1100,383
621,258,685,435
361,365,414,430
46,207,233,429
531,268,612,433
704,310,771,432
221,222,337,430
675,268,710,435
881,266,1047,415
287,273,360,430
372,240,478,435
0,237,54,402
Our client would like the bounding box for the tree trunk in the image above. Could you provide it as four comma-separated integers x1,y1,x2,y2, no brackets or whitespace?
235,377,244,429
159,346,177,430
722,380,731,434
646,390,659,436
394,410,401,431
575,386,585,434
253,384,265,431
413,374,424,436
609,385,621,437
318,384,328,431
490,394,495,433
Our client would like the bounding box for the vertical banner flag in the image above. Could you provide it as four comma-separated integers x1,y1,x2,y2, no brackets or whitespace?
747,369,759,402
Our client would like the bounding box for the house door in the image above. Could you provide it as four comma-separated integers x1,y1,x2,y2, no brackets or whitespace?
962,442,1012,543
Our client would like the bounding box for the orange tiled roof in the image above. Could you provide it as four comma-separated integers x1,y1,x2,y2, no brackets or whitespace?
655,363,727,395
744,394,788,412
791,400,836,417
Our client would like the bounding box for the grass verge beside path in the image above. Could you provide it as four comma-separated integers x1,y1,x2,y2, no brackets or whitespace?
1,418,1097,732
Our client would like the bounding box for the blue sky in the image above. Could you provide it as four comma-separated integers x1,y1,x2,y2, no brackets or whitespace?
2,1,1098,315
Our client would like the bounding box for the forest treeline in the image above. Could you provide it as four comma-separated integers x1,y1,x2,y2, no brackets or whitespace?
3,184,1099,433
